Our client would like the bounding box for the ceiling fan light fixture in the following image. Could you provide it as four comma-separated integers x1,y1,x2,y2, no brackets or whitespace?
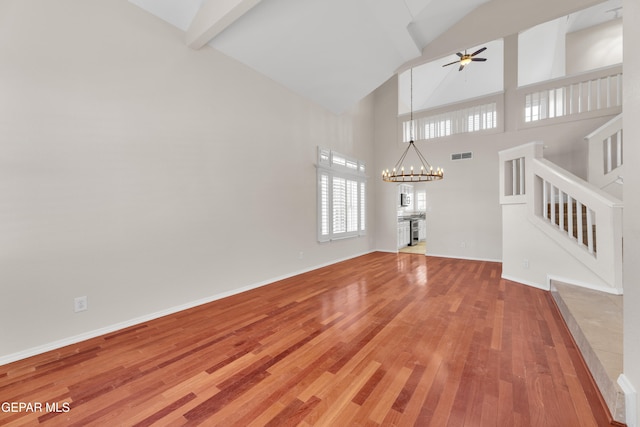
442,46,487,71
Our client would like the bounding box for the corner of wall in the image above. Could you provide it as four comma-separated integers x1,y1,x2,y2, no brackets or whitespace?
618,374,638,427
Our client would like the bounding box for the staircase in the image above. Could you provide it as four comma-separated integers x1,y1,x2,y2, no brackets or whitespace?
499,114,624,422
499,113,623,294
546,203,596,253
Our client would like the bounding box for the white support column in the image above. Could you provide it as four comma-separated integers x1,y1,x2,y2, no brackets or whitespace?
550,185,557,226
569,84,574,114
586,208,594,254
617,130,623,169
542,180,549,220
519,157,525,195
512,160,517,196
559,191,565,232
577,201,584,246
567,196,574,239
607,136,613,174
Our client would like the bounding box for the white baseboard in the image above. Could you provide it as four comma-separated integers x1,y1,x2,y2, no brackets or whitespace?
426,253,502,263
547,274,623,295
0,251,374,367
500,274,549,290
373,248,398,254
618,374,638,427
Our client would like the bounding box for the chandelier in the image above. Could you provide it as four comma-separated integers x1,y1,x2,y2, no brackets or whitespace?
382,68,444,183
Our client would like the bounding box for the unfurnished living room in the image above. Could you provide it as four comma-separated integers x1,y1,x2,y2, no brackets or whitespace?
1,0,639,426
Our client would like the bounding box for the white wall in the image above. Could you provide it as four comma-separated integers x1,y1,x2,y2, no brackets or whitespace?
518,17,567,86
623,0,640,425
502,204,611,291
373,76,401,252
399,39,504,114
0,0,375,361
373,76,615,261
566,18,623,75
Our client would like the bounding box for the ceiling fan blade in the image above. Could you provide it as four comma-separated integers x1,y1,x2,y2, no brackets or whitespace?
470,47,487,56
442,61,459,67
471,57,487,62
459,64,465,71
456,52,463,57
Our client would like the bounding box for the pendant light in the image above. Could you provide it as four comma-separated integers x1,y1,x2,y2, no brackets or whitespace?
382,68,444,183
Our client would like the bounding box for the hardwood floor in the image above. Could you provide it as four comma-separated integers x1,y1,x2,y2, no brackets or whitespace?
0,253,617,426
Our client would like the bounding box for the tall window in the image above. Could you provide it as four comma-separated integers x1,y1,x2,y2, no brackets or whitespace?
317,147,366,242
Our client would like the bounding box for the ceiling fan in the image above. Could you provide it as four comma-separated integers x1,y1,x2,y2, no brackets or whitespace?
442,47,487,71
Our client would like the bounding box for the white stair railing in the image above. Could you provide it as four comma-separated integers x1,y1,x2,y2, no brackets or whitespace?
499,142,623,293
586,114,623,191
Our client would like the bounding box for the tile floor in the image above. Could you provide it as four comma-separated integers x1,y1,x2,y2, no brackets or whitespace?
551,281,624,423
399,241,426,254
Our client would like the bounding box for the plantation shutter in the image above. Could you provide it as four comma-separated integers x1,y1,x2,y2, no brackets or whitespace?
332,177,346,234
316,147,366,242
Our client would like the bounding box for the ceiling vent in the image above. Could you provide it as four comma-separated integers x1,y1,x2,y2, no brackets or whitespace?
451,152,473,161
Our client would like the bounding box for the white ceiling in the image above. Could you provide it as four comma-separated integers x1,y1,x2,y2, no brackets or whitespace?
128,0,620,114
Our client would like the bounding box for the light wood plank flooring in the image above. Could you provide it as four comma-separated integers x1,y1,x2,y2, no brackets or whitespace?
0,253,618,426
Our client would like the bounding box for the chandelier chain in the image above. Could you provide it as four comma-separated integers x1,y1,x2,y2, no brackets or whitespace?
381,68,444,183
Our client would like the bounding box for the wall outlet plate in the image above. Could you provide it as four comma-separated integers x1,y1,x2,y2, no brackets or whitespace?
74,296,88,313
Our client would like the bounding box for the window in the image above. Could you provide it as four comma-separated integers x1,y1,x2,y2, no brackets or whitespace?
402,102,498,142
416,191,426,211
317,147,366,242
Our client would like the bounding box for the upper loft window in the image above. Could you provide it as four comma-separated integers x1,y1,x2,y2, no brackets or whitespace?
402,102,497,142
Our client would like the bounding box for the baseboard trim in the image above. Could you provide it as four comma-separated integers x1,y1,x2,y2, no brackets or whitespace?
547,274,623,295
0,251,374,367
500,274,549,290
426,253,502,263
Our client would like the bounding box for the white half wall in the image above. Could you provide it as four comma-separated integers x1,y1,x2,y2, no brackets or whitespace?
502,204,612,292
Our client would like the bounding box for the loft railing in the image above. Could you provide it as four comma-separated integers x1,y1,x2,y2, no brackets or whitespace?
499,142,623,293
518,65,622,127
586,114,624,192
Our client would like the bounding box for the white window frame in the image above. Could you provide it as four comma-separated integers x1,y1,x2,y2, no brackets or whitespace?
316,147,366,242
402,101,498,142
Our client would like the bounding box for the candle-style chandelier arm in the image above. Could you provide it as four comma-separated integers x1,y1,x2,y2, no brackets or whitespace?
381,140,444,182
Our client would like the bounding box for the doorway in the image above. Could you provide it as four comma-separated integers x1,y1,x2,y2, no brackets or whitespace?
397,184,427,255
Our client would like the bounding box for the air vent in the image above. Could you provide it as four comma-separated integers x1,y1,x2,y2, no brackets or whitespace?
451,152,473,161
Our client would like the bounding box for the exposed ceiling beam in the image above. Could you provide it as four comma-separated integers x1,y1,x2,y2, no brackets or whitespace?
186,0,262,49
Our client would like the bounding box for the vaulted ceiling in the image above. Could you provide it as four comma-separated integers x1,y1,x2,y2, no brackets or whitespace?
128,0,610,113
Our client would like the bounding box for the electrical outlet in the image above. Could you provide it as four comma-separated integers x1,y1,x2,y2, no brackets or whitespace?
298,251,304,259
74,296,88,313
460,241,466,248
522,259,529,269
